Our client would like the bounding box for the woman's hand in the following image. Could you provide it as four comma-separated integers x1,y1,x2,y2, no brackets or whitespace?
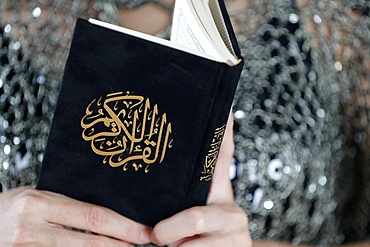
150,112,252,247
0,186,151,246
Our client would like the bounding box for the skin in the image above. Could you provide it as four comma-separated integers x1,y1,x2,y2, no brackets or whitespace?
0,113,251,247
123,1,370,246
0,2,252,246
150,113,251,247
0,186,152,246
0,1,369,246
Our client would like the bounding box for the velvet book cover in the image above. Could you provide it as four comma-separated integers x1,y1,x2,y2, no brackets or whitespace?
36,0,244,227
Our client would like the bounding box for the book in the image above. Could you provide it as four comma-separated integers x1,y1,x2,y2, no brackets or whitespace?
36,0,244,227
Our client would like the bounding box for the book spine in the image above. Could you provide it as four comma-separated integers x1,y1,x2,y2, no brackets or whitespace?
185,60,244,208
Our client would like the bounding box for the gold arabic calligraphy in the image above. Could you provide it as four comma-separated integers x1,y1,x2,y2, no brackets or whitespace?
81,91,173,173
200,124,226,181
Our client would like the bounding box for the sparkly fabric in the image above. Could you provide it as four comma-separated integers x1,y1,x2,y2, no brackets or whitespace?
0,0,115,191
0,0,167,192
231,0,370,245
1,0,370,246
0,1,162,247
115,0,173,11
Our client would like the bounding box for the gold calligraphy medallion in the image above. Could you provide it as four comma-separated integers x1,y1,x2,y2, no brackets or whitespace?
200,124,226,181
81,91,173,173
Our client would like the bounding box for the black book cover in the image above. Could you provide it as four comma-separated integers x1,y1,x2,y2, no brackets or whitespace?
36,3,243,227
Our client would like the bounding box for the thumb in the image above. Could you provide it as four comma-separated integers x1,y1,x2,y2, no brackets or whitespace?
207,111,235,204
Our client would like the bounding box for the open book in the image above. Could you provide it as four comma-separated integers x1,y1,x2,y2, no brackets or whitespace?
90,0,240,66
36,0,244,227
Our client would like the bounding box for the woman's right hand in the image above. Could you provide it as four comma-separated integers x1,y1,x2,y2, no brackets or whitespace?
0,186,151,246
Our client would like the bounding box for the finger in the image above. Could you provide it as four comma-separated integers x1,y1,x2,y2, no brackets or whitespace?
217,110,234,165
37,190,151,244
46,224,135,247
167,236,197,247
207,112,235,204
178,233,249,247
151,204,245,246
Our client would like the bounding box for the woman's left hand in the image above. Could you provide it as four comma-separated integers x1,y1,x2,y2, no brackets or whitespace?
150,112,252,247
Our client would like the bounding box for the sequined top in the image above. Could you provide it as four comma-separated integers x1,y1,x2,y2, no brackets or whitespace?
231,0,370,245
0,0,369,246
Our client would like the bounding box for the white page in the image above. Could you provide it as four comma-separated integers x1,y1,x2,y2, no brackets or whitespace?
208,0,236,55
171,0,239,65
170,0,222,60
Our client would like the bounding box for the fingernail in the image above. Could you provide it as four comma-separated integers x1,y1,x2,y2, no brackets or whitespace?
140,228,151,243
